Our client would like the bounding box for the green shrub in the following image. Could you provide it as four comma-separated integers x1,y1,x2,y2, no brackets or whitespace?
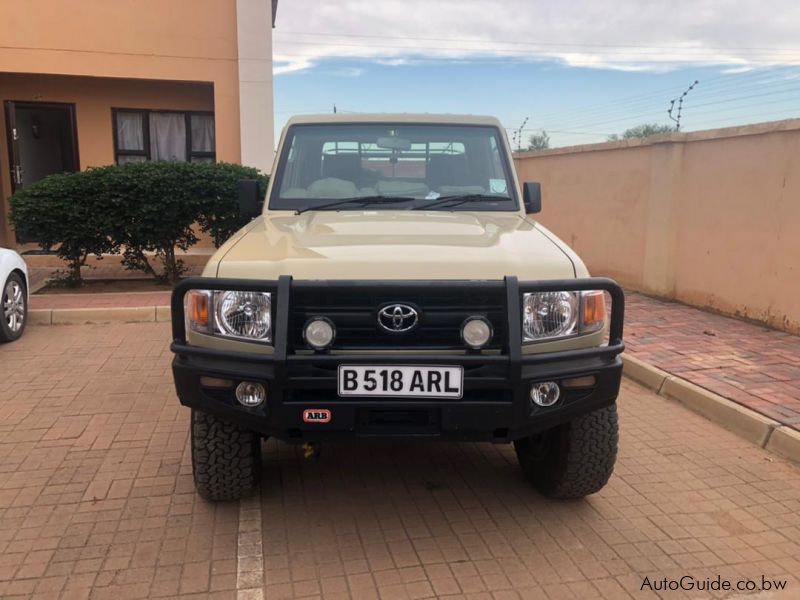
101,161,267,282
192,162,267,246
97,161,201,283
10,170,117,284
9,161,268,285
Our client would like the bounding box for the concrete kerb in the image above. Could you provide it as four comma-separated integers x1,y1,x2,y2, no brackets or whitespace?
622,354,800,464
765,426,800,464
29,305,171,325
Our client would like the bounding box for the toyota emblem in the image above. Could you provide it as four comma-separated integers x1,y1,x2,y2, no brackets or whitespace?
378,304,419,333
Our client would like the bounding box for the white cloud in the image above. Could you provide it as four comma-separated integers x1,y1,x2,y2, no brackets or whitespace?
720,66,757,74
273,57,314,75
273,0,800,74
330,66,366,77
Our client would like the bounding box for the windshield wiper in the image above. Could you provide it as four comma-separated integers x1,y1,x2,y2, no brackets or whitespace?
413,194,514,211
294,195,416,215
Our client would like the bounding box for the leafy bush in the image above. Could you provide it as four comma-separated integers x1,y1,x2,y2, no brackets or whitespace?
10,170,117,284
102,161,267,281
192,162,267,246
9,162,268,284
97,161,202,282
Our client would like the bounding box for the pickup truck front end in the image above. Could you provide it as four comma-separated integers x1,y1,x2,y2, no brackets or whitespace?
171,274,624,501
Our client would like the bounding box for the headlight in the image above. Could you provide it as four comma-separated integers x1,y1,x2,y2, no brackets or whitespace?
522,290,606,342
523,291,578,341
185,289,272,343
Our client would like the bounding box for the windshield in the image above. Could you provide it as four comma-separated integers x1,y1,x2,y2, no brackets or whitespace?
269,123,518,212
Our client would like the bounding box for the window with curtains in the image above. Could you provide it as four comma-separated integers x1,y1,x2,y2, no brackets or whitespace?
112,109,215,164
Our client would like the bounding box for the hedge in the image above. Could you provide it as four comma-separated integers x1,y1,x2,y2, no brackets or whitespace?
10,161,268,284
9,169,118,283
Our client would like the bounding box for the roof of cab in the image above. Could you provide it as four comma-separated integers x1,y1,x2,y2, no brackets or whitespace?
284,113,503,127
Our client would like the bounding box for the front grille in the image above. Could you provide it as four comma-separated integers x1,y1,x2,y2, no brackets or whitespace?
289,286,507,350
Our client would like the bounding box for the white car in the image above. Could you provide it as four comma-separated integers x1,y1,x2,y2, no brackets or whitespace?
0,248,28,343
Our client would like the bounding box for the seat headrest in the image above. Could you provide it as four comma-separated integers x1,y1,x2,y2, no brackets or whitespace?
322,153,362,182
427,154,468,189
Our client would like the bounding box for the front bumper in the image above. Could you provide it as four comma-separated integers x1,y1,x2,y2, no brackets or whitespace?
170,276,625,442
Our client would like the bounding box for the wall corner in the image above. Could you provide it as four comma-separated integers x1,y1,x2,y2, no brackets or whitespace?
235,0,275,174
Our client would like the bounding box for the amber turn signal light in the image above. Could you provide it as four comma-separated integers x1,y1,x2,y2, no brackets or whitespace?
582,290,606,332
186,290,210,333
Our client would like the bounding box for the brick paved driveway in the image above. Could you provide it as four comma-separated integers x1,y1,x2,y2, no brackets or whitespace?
625,292,800,429
1,323,799,599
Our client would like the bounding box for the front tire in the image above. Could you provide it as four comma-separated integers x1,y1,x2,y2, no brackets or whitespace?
191,410,261,501
515,404,618,499
1,272,27,343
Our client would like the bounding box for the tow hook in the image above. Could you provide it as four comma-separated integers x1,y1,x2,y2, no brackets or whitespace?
302,442,320,460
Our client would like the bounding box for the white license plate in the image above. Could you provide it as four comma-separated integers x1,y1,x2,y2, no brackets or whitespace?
338,365,463,398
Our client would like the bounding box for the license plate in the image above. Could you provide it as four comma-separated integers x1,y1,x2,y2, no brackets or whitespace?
338,365,463,399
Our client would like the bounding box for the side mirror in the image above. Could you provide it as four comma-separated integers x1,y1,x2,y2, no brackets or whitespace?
237,179,263,218
523,181,542,214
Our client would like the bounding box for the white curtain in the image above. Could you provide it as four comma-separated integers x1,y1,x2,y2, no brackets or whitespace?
117,155,146,164
116,112,144,151
149,113,186,161
191,114,215,153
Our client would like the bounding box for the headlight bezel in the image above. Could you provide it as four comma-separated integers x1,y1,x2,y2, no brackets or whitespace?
185,288,273,345
522,290,607,344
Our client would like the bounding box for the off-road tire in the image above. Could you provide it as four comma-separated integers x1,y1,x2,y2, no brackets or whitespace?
191,410,261,502
514,404,618,499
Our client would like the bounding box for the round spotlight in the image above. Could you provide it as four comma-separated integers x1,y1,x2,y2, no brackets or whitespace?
303,317,336,351
461,317,493,350
236,381,266,407
530,381,560,407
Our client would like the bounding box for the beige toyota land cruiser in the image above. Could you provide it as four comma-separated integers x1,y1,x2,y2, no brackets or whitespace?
170,114,625,502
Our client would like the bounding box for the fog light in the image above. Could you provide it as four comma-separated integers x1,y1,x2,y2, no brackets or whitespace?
530,381,560,407
303,317,335,350
461,317,493,349
236,381,266,407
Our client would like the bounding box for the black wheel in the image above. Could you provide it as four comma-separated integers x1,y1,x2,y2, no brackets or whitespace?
1,272,27,343
191,410,261,502
514,404,618,499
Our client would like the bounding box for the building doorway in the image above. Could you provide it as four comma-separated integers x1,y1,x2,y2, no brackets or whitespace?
4,101,79,192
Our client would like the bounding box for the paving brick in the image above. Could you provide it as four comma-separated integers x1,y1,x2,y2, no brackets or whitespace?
624,292,800,430
4,322,800,598
0,324,233,599
254,377,800,598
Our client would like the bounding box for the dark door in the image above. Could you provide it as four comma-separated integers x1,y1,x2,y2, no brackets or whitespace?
4,101,79,192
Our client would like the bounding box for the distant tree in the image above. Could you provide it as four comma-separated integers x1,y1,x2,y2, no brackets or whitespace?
607,123,674,141
526,131,550,151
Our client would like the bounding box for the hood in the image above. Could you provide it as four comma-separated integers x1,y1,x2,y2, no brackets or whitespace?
212,211,576,281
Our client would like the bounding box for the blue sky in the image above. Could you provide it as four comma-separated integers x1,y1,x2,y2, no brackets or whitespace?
274,60,800,147
272,1,800,148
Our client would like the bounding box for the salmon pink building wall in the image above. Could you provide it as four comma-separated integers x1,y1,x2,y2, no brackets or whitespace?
514,119,800,333
0,0,275,246
0,0,244,162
